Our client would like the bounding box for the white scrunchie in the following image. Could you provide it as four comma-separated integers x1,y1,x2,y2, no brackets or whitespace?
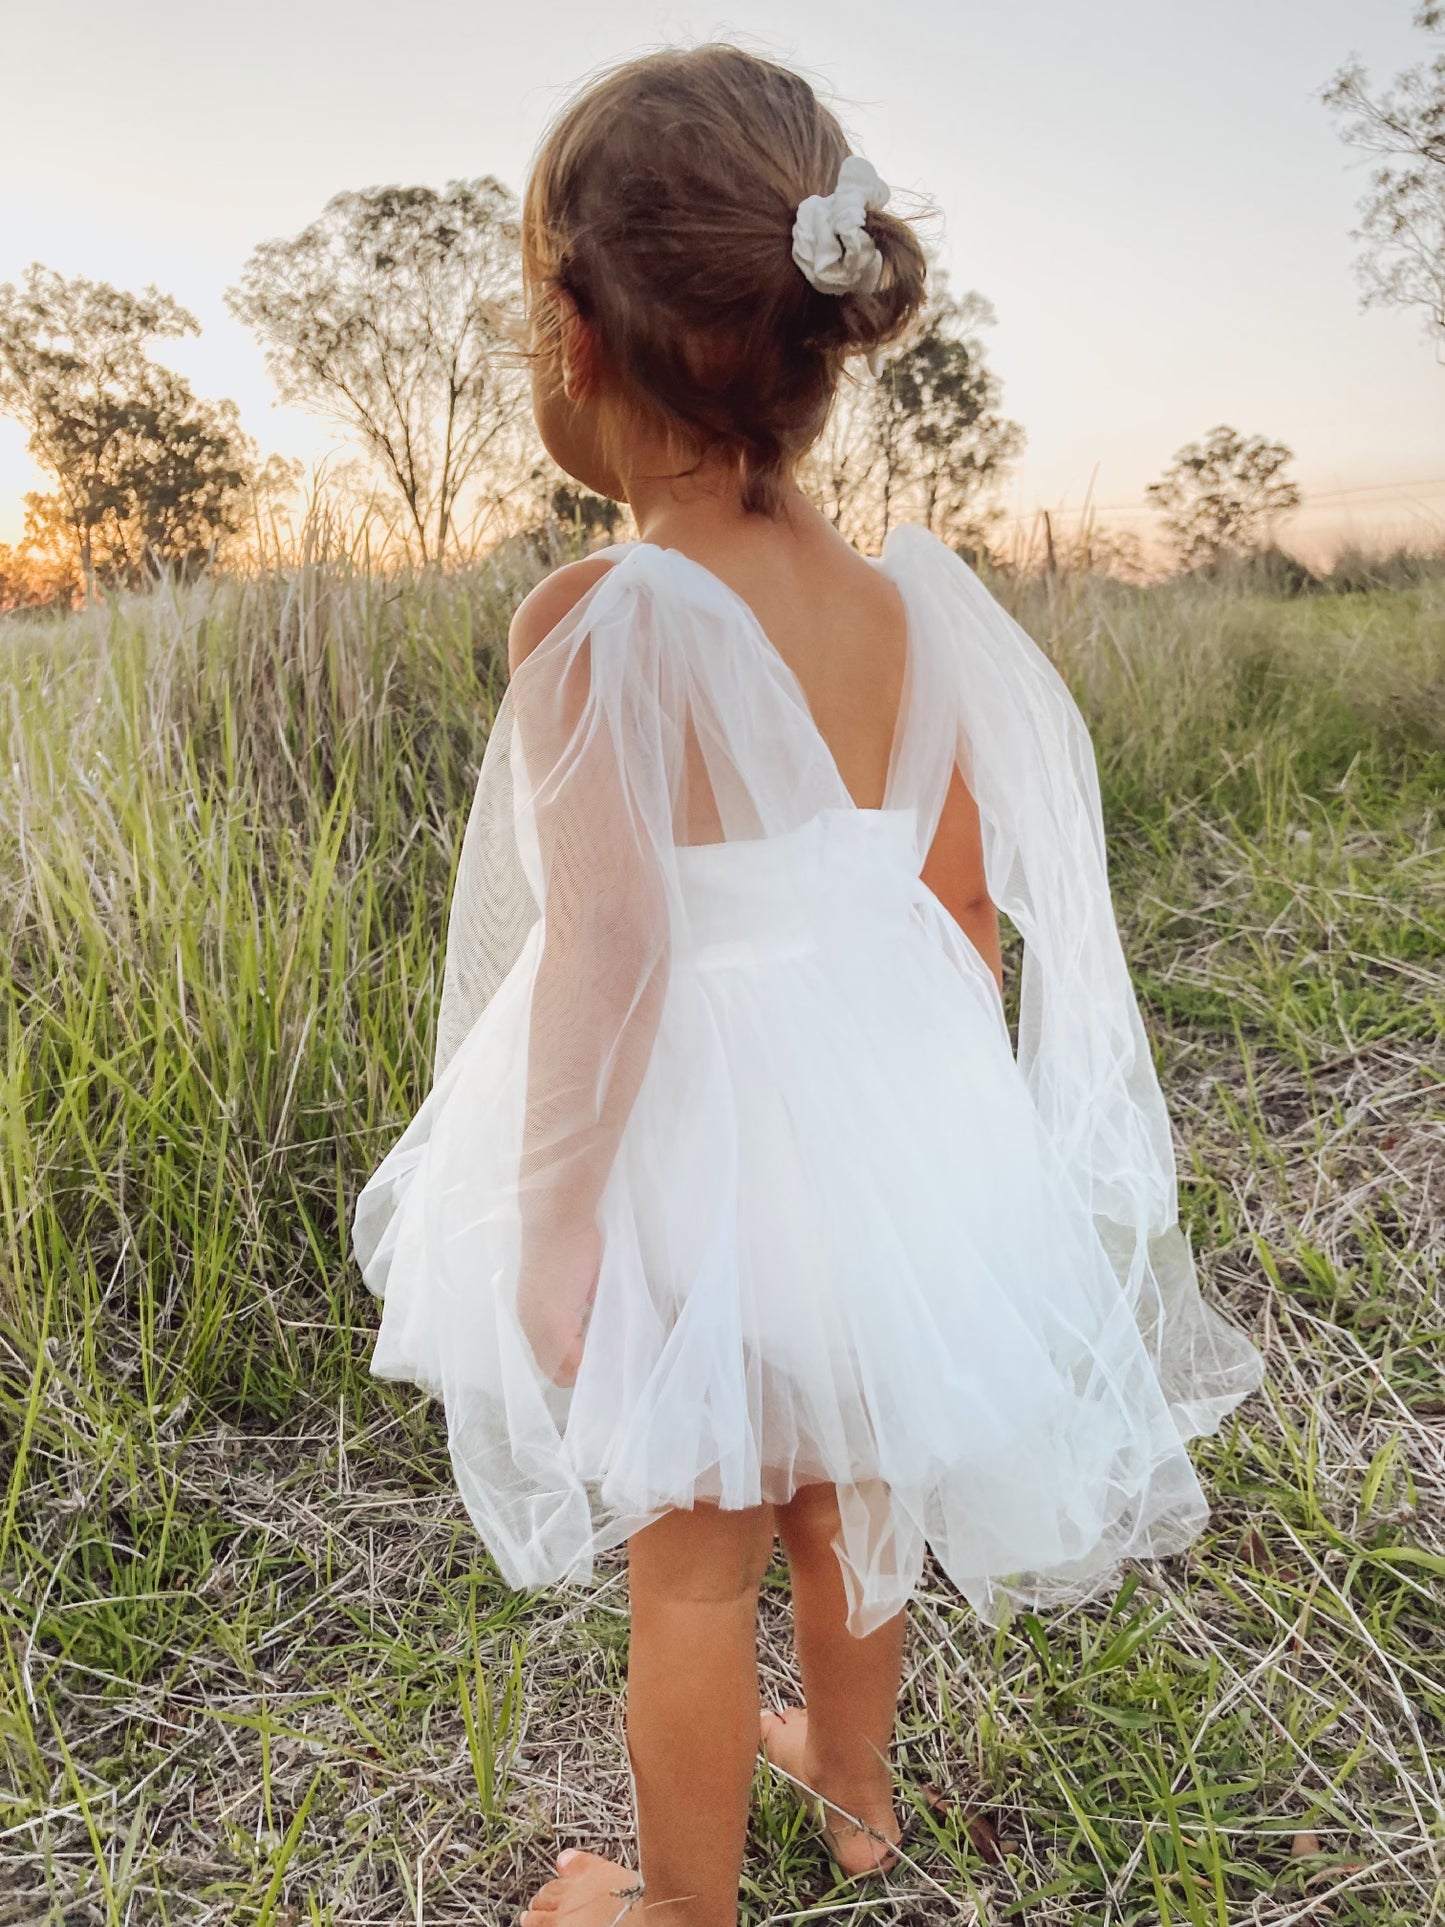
791,155,891,296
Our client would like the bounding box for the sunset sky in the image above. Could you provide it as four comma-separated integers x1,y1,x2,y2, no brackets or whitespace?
1,0,1441,556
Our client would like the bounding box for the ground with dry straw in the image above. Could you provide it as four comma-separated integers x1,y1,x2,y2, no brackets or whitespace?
0,550,1441,1924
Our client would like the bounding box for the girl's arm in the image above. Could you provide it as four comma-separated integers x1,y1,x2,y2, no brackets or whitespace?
508,560,671,1384
921,765,1003,994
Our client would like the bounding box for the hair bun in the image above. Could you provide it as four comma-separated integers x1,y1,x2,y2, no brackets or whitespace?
807,211,929,360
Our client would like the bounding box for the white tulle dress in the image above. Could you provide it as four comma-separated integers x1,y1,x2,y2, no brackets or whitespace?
353,526,1262,1635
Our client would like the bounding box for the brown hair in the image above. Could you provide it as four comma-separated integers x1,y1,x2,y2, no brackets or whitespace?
523,44,929,514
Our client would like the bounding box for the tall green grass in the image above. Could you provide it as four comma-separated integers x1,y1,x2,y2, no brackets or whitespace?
1,551,1441,1923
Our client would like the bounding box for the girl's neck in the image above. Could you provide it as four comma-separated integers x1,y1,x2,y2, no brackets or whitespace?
620,446,809,551
628,470,816,554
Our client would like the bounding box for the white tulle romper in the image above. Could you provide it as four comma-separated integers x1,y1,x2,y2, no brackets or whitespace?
353,527,1262,1635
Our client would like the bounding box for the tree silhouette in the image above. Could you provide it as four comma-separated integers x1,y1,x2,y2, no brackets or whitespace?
549,484,625,546
877,291,1024,545
1146,427,1301,571
1325,3,1445,353
0,266,254,590
229,181,530,560
807,288,1022,551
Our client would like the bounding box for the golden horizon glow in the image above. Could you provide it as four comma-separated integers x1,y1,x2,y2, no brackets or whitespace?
2,0,1442,565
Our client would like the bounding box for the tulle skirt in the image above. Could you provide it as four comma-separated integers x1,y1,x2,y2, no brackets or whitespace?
355,810,1255,1634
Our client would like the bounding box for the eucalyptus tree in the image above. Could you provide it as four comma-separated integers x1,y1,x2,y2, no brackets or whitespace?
808,287,1022,553
229,180,532,560
1326,4,1445,353
0,266,253,588
873,291,1024,546
1146,427,1301,571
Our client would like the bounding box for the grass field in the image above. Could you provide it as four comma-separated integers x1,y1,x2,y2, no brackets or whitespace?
1,547,1442,1924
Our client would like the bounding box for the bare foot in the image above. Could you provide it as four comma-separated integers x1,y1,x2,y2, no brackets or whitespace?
759,1707,901,1878
520,1850,641,1926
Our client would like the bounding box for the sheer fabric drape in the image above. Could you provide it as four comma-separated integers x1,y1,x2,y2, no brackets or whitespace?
353,529,1262,1631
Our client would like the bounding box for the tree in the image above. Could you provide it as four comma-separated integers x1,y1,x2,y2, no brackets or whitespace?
1325,4,1445,352
808,388,885,551
548,484,625,546
0,521,79,612
228,181,531,561
807,288,1023,552
1146,426,1302,571
0,266,255,589
881,291,1024,545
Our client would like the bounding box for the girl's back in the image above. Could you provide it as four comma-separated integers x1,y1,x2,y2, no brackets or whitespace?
657,515,908,815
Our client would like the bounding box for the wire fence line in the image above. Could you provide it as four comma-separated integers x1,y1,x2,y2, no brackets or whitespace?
992,474,1445,533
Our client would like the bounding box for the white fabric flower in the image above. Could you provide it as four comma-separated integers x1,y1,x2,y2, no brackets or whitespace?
791,156,891,296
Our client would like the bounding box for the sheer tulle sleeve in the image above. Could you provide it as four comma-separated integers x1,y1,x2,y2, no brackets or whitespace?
366,561,682,1386
505,585,679,1382
887,526,1263,1435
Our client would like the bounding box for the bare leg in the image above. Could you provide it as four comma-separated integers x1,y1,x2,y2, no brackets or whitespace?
762,1484,906,1875
629,1503,776,1922
522,1501,775,1927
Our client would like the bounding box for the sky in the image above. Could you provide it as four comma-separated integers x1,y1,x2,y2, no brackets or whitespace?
1,0,1441,557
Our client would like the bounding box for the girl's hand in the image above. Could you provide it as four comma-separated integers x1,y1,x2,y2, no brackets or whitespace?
516,1219,602,1388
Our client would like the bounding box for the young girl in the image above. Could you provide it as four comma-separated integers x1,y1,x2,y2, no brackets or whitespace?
353,44,1263,1927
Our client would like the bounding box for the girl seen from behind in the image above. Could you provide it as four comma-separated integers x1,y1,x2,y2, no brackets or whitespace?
353,43,1263,1927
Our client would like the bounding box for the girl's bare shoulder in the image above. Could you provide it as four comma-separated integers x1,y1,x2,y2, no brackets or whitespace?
508,553,621,674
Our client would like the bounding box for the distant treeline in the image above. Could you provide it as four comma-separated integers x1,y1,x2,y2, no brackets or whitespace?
0,5,1439,609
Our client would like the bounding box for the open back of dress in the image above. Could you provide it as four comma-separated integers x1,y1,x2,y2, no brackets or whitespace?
353,526,1261,1633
